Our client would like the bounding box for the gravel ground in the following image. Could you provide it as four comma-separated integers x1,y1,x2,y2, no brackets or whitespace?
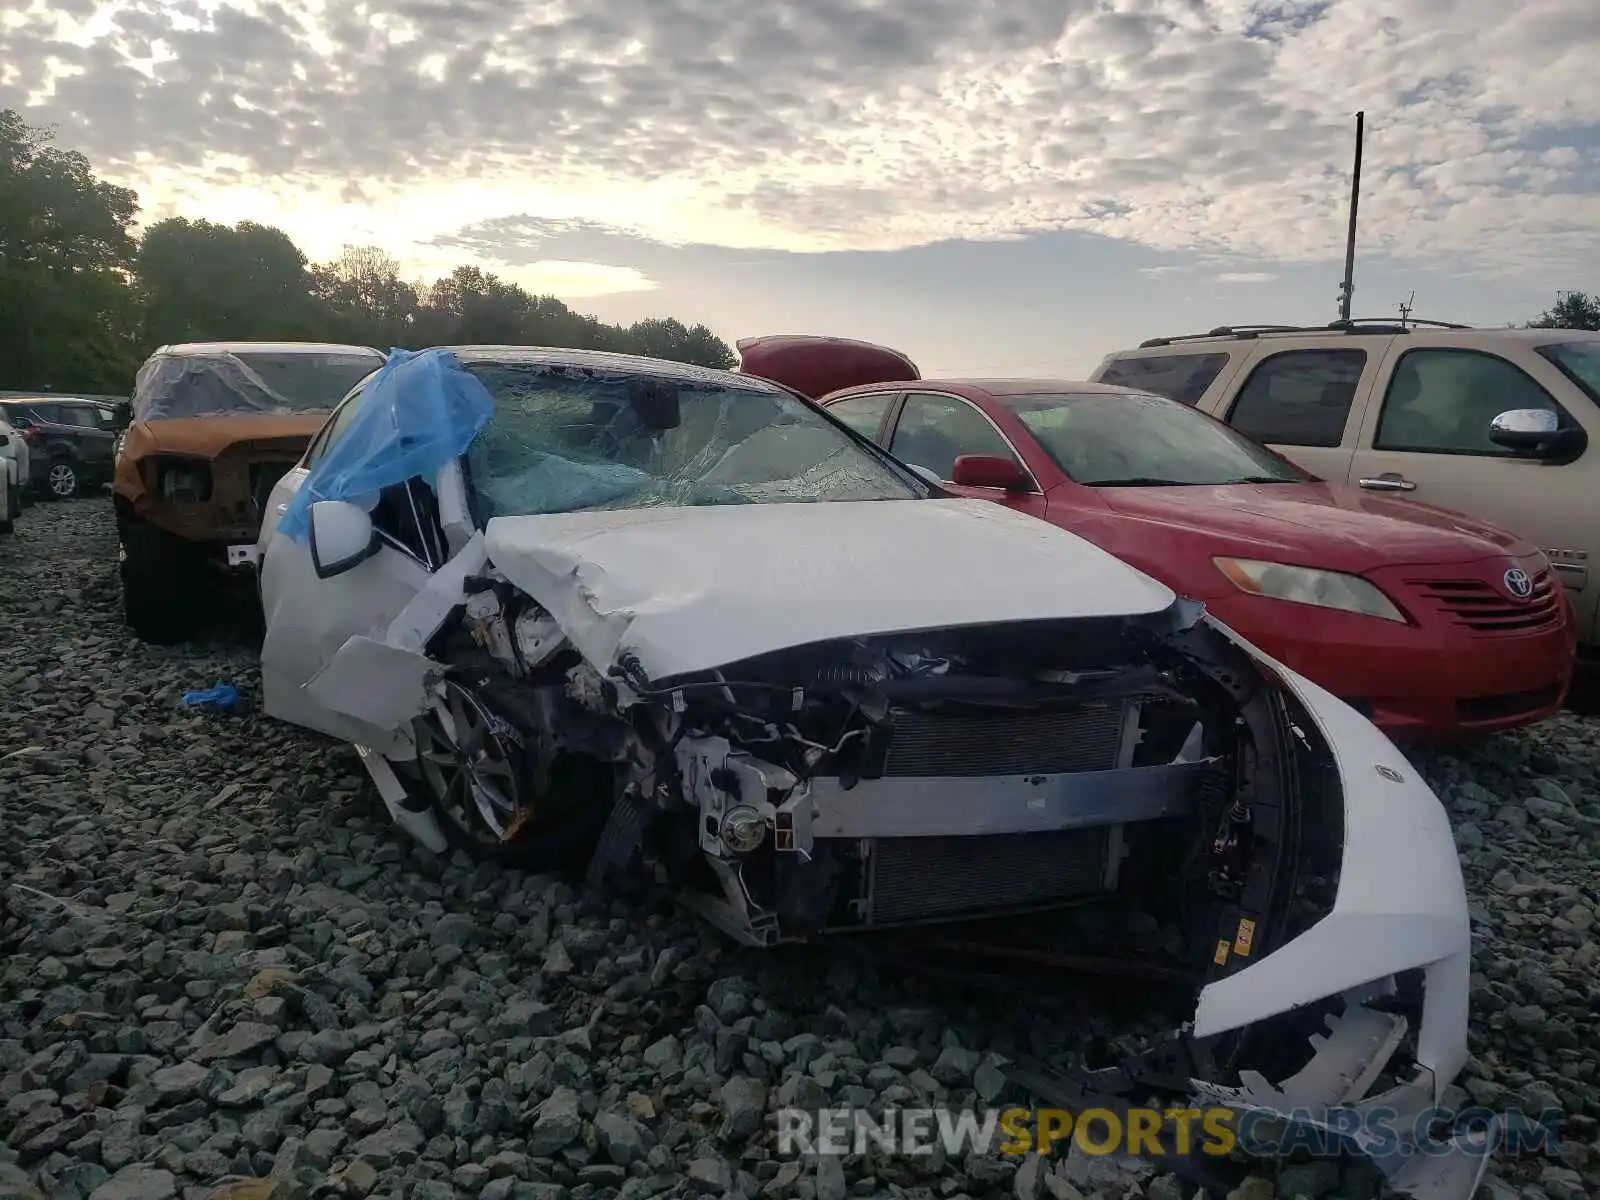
2,497,1598,1200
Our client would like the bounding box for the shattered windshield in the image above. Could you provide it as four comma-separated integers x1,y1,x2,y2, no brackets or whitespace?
463,361,921,518
998,391,1309,486
133,350,384,421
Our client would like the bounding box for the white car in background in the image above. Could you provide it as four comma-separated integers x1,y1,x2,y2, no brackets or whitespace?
251,345,1490,1200
0,410,30,534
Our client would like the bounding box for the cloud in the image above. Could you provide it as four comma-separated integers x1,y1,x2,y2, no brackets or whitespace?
2,0,1596,280
494,261,658,298
1216,272,1279,283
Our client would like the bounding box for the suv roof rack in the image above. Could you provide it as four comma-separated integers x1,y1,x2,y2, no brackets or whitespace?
1136,316,1473,349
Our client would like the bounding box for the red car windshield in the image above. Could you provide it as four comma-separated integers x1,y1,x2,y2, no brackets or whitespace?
996,391,1309,487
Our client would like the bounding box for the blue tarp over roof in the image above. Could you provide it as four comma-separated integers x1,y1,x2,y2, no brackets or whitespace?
277,347,494,542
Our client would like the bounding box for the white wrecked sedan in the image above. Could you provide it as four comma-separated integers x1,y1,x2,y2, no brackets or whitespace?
253,345,1490,1199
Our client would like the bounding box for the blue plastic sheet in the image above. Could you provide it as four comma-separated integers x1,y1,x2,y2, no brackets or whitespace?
277,347,495,542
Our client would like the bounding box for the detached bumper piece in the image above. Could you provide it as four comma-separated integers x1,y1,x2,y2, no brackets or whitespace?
1193,1002,1494,1200
1011,996,1493,1200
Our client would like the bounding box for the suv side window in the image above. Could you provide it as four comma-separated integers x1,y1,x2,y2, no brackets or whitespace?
888,392,1020,481
1226,349,1367,447
1375,348,1569,456
825,392,895,438
1098,353,1230,405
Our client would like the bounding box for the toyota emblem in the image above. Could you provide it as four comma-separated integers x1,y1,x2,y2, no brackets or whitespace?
1502,567,1533,600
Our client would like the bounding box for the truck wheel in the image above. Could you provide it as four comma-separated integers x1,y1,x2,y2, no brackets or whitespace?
121,521,195,644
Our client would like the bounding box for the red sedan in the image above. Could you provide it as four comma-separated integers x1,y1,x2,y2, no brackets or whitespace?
737,340,1575,741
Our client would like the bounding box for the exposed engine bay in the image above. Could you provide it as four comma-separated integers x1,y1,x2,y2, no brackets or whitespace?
421,575,1341,981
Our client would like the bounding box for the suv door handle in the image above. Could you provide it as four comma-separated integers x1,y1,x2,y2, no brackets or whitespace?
1358,473,1416,492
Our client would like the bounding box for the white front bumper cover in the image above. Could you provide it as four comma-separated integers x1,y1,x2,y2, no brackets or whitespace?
1184,632,1490,1200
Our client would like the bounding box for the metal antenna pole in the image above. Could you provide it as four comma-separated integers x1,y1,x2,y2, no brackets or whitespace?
1337,111,1364,322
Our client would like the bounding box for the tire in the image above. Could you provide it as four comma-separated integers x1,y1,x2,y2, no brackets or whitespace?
16,480,31,509
120,521,196,644
410,677,613,870
0,483,15,535
45,459,79,500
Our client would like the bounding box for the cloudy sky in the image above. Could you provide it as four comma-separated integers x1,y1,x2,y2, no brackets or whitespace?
4,0,1597,374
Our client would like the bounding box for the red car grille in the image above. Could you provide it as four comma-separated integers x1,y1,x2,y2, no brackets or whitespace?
1405,569,1562,635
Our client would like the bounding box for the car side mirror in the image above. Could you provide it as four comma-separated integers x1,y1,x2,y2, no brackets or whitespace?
951,454,1030,491
111,400,132,429
308,500,379,579
1488,408,1564,455
626,378,681,431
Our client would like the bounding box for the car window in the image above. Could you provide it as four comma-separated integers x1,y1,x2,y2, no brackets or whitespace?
887,392,1019,481
462,363,921,519
1096,353,1231,406
370,481,443,567
1375,349,1566,456
996,391,1308,486
1537,341,1600,403
1225,349,1367,447
824,392,895,439
134,350,384,421
53,406,98,429
304,391,364,467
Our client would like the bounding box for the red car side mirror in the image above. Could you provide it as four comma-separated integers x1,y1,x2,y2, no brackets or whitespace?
951,454,1029,491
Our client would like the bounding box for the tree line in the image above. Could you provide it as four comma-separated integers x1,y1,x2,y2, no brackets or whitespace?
0,110,734,396
1528,291,1600,331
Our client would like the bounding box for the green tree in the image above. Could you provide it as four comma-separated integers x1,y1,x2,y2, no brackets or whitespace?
0,109,142,392
1529,291,1600,331
613,317,736,368
310,244,421,349
135,217,320,345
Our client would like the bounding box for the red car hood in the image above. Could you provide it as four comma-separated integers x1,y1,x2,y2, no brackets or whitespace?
1095,482,1534,576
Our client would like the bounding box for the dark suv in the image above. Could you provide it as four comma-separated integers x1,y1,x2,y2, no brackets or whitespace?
0,396,121,499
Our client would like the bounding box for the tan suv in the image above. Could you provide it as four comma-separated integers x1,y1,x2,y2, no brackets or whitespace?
1090,320,1600,658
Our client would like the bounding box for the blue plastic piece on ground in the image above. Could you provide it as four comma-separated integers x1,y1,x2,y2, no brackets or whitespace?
183,683,238,711
277,347,496,542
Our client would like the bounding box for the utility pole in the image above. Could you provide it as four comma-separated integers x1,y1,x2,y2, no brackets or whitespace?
1397,290,1414,328
1337,111,1365,323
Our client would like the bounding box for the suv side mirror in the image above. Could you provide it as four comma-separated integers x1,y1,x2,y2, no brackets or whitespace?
1489,408,1565,455
308,500,379,578
951,454,1030,491
111,400,132,429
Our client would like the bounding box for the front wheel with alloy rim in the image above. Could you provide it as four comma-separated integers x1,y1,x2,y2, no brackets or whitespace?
45,459,79,499
410,677,613,870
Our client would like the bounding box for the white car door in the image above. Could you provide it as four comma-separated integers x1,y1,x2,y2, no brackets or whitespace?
258,391,441,750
